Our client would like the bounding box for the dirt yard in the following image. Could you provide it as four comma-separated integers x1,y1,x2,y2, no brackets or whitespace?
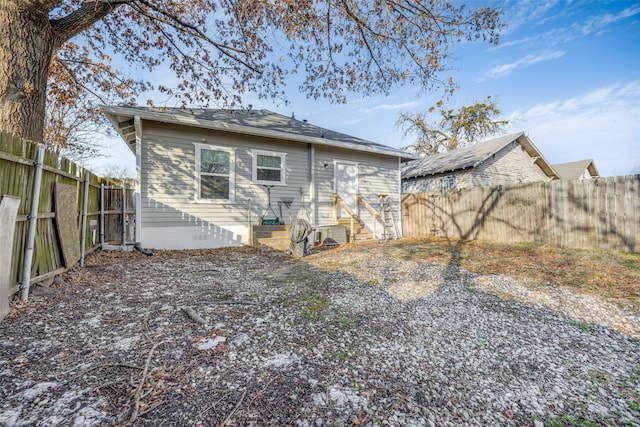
1,240,639,426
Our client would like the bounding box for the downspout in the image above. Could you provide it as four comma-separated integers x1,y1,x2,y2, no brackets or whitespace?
134,115,143,245
309,143,316,227
120,182,126,249
132,115,152,256
134,242,153,256
247,198,252,245
397,157,403,238
20,145,45,301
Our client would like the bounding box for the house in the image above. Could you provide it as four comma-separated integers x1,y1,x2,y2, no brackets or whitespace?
101,106,417,250
401,132,559,193
551,159,599,181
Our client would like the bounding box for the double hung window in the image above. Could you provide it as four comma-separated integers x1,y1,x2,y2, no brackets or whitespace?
194,144,235,201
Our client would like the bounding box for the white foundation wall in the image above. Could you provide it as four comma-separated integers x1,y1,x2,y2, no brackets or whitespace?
140,225,247,250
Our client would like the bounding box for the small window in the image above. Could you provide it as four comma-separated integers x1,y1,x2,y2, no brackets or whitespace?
194,143,235,201
440,175,456,191
478,174,491,187
252,149,286,186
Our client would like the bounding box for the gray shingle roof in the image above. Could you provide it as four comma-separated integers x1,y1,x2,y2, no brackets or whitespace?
101,106,418,160
401,132,558,180
551,159,599,180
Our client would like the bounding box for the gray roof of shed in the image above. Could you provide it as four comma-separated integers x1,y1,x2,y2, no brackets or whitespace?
101,106,418,160
551,159,599,180
401,132,559,180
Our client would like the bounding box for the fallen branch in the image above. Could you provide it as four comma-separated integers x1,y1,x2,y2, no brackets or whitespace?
180,306,208,326
220,388,248,427
129,340,168,424
208,300,260,306
138,400,165,417
94,380,125,392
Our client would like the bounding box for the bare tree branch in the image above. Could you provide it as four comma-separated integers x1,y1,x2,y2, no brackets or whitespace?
50,1,131,44
132,0,262,73
1,0,504,146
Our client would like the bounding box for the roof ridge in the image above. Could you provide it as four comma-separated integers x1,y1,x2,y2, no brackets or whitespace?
101,105,418,160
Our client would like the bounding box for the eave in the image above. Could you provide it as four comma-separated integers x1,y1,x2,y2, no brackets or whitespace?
101,106,418,161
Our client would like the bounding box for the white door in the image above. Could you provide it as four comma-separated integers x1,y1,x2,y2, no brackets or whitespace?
334,161,358,218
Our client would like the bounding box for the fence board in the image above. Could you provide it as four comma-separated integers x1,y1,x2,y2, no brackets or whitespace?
609,178,616,250
0,130,109,298
402,175,640,253
631,175,640,252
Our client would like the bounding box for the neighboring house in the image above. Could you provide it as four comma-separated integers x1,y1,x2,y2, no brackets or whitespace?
101,106,417,249
551,159,599,181
401,132,559,193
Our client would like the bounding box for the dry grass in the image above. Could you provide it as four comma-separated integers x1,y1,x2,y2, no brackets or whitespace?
396,238,640,304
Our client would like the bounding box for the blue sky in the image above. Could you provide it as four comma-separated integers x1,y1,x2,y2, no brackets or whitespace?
90,0,640,177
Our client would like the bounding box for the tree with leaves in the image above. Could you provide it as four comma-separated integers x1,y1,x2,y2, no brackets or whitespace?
397,96,509,156
42,42,137,160
0,1,502,147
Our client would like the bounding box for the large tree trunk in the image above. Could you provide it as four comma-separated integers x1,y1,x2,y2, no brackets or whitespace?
0,3,56,143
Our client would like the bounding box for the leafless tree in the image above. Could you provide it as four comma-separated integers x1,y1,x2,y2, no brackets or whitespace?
0,1,503,146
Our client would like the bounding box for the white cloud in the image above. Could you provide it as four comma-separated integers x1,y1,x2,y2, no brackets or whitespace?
361,101,421,113
482,50,565,80
505,81,640,176
581,4,640,35
617,80,640,97
502,0,561,35
498,3,640,54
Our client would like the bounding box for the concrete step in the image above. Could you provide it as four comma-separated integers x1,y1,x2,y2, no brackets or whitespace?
251,224,289,248
253,230,290,239
255,237,290,251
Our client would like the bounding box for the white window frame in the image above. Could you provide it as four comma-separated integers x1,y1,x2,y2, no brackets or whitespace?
193,143,235,202
440,175,456,191
251,149,287,186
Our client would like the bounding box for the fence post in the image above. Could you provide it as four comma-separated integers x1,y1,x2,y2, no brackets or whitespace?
79,170,90,267
121,183,126,249
20,144,45,301
99,183,105,248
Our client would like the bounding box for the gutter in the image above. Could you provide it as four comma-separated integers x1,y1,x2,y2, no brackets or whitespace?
101,106,418,161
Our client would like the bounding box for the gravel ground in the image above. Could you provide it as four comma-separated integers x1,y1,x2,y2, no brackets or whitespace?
0,242,639,426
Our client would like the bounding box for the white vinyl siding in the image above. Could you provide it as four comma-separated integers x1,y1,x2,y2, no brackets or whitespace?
473,143,549,185
403,142,551,192
137,121,404,247
139,123,308,235
314,147,401,238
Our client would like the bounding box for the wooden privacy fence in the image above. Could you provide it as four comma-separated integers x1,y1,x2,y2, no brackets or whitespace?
0,131,133,303
402,176,640,253
100,184,136,248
